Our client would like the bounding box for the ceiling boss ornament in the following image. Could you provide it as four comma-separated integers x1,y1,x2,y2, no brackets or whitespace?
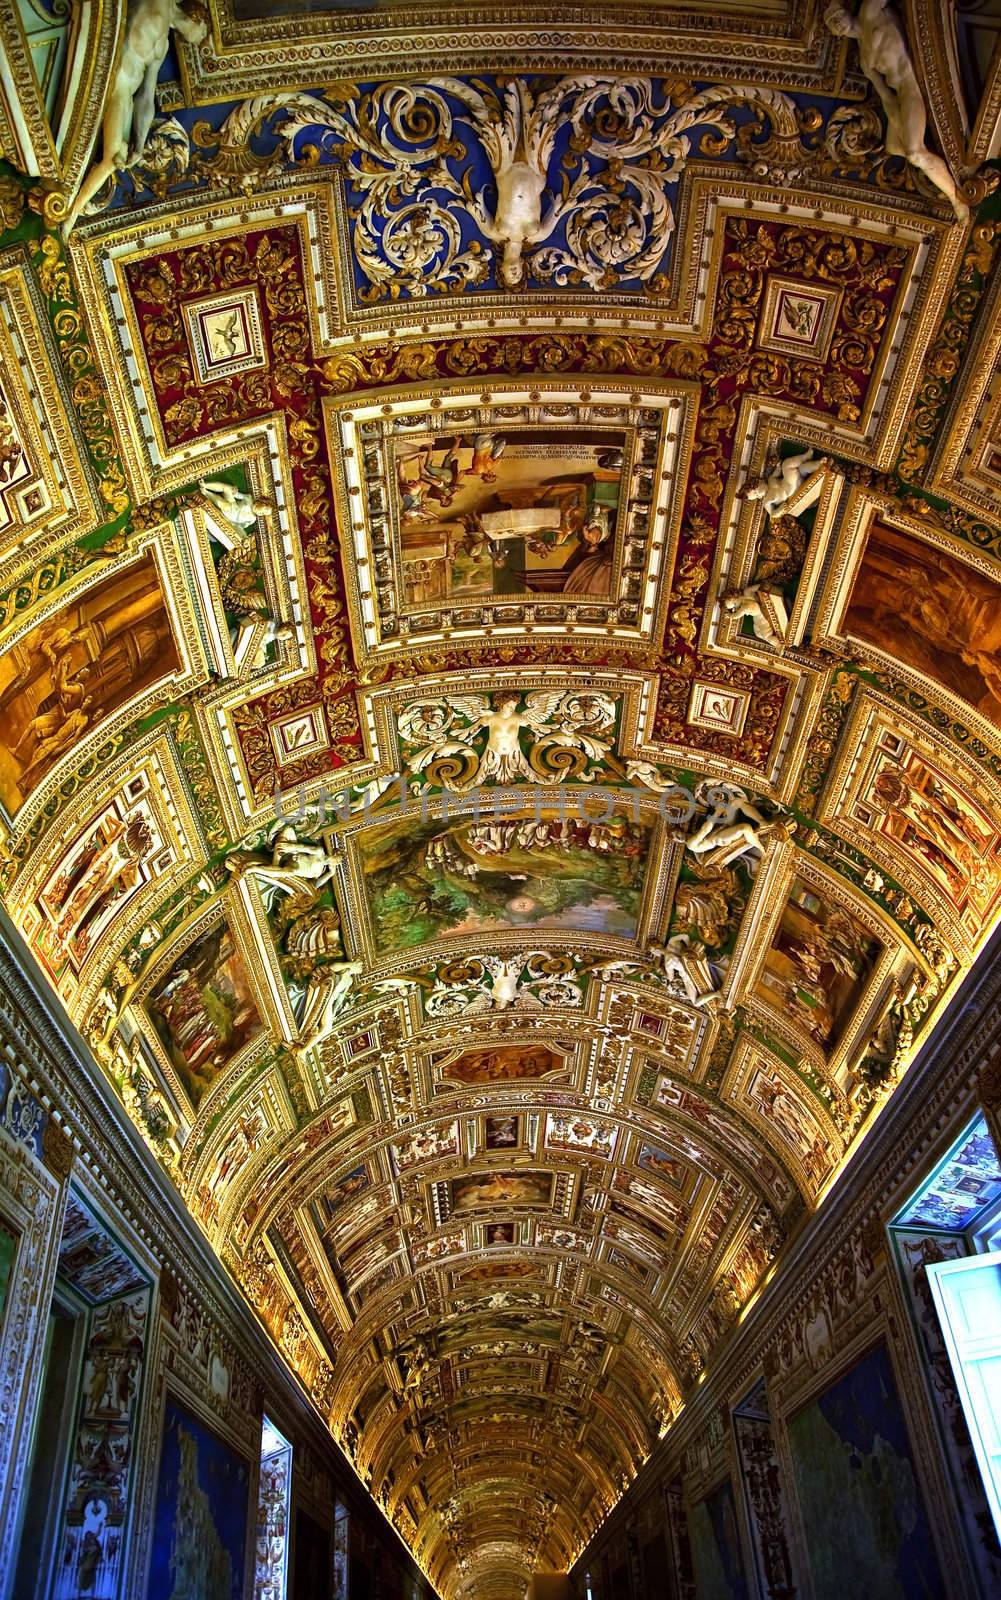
278,75,813,297
398,689,618,791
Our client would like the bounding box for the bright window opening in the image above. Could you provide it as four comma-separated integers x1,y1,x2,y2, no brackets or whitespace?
927,1249,1001,1542
333,1497,350,1598
255,1417,292,1600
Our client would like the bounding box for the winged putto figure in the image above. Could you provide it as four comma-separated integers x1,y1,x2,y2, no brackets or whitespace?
398,690,617,791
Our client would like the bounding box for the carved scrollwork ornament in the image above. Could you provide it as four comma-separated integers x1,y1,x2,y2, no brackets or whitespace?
41,1118,74,1180
978,1059,1001,1114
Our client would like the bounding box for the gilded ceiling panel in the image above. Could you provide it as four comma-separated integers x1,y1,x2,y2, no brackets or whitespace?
0,5,1000,1594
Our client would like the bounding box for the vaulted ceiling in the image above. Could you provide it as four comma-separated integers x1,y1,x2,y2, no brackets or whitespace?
2,2,1001,1596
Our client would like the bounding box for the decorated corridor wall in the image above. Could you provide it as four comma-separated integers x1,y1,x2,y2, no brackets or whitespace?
0,907,435,1600
570,930,1001,1600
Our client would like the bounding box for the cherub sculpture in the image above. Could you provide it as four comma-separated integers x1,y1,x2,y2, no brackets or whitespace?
400,1339,433,1399
647,935,721,1008
231,615,295,674
63,0,209,236
458,80,557,289
437,77,632,290
742,449,828,517
423,952,571,1017
720,583,789,649
295,959,365,1046
825,1,969,224
268,826,340,888
625,760,693,806
199,480,274,550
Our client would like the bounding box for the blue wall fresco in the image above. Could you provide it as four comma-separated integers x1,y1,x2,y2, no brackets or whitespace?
688,1475,749,1600
148,1394,251,1600
786,1342,945,1600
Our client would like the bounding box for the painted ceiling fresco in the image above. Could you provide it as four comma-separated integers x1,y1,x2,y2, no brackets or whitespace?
2,1,1001,1596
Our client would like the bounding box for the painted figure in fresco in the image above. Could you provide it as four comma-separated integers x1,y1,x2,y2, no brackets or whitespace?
861,995,904,1083
782,296,818,337
847,528,1001,729
825,1,969,223
752,1068,819,1155
63,0,210,235
720,583,789,649
40,621,90,676
210,313,240,359
12,696,100,793
396,426,625,605
560,513,614,596
486,1115,519,1149
148,925,263,1099
870,765,991,884
464,433,508,481
198,1111,266,1227
758,883,878,1047
396,458,439,523
742,448,827,517
0,401,26,485
417,438,463,499
0,620,87,718
0,560,179,814
198,480,274,549
56,815,153,944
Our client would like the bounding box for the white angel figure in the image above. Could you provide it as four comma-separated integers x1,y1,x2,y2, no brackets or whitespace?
295,960,364,1046
199,480,274,549
481,954,537,1009
401,690,615,789
424,956,535,1018
720,583,789,649
269,826,340,887
424,951,573,1017
625,760,696,808
681,783,780,867
742,449,828,517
